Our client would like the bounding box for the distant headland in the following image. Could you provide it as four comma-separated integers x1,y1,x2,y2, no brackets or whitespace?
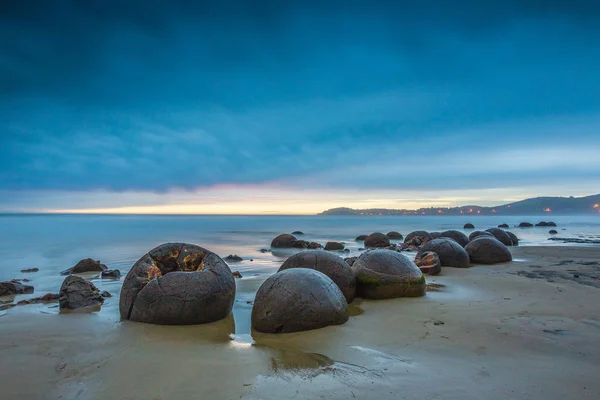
318,194,600,216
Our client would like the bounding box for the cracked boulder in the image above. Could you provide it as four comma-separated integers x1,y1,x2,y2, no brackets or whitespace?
278,250,356,303
465,237,512,264
414,251,442,276
119,243,236,325
270,234,297,248
352,250,426,299
417,238,470,268
251,268,348,333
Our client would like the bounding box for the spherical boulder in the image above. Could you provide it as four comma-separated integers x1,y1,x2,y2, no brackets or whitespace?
355,235,368,241
469,231,494,241
324,241,345,251
404,231,432,245
518,222,533,228
251,268,348,333
279,250,356,303
485,228,513,246
352,250,426,299
439,230,470,247
414,251,442,276
364,232,391,248
271,234,297,248
417,238,470,268
119,243,236,325
463,223,475,229
386,231,403,239
465,237,512,264
506,231,519,246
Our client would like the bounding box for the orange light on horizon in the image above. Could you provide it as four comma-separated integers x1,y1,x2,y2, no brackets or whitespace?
492,209,496,213
477,210,481,214
594,204,599,208
469,208,473,213
544,207,551,212
460,210,463,214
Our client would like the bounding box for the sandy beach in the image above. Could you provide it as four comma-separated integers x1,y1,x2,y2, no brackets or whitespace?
1,245,600,400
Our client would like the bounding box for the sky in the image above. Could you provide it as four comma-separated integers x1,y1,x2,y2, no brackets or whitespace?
1,1,600,214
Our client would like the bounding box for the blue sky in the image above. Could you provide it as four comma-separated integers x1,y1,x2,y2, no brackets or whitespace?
1,1,599,213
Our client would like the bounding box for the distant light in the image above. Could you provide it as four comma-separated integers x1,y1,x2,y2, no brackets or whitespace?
469,208,473,213
544,207,551,212
491,209,496,213
460,210,463,214
438,210,443,214
477,210,481,214
594,204,599,208
507,205,511,208
421,211,426,215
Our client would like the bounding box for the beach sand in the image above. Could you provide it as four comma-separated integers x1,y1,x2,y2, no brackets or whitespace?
1,245,600,399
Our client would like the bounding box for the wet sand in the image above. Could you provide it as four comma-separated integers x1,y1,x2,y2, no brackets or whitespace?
1,246,600,399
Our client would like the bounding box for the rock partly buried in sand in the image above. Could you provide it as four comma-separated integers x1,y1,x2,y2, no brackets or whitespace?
324,242,345,251
101,269,121,279
506,231,519,246
59,276,104,311
414,251,442,276
364,232,391,248
463,223,475,229
518,222,533,228
498,224,510,228
547,221,557,227
119,243,236,325
404,231,432,246
352,250,426,299
549,230,558,235
465,237,512,264
270,234,297,248
485,228,513,246
279,250,356,303
61,258,108,275
417,238,470,268
291,240,323,249
439,230,470,247
291,231,304,235
355,235,368,241
20,268,39,273
252,268,348,333
0,280,34,296
386,231,403,239
469,231,494,241
224,254,243,262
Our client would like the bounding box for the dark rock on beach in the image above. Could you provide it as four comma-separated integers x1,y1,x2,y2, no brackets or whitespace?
100,290,112,298
549,230,558,235
224,254,243,262
386,231,403,239
291,240,323,249
59,276,104,311
324,242,345,251
485,228,513,246
536,221,549,227
291,231,304,235
506,231,519,246
430,232,442,239
344,256,358,267
20,268,39,273
355,235,368,241
439,230,470,248
120,243,236,325
61,258,108,275
364,232,391,248
547,222,557,227
232,271,243,278
101,269,121,279
469,231,494,241
251,268,348,333
417,238,470,268
498,224,509,228
259,248,271,253
404,231,432,246
463,223,475,229
279,250,356,303
0,280,34,296
465,237,512,264
271,234,297,248
352,250,426,299
518,222,533,228
414,251,442,276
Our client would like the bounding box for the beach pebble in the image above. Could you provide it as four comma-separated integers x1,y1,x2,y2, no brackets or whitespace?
414,251,442,276
439,230,470,247
352,250,426,299
417,238,470,268
252,268,348,333
465,237,512,264
324,241,345,251
364,232,391,248
270,234,297,248
61,258,108,275
120,243,235,325
485,228,513,246
59,276,104,311
279,250,356,303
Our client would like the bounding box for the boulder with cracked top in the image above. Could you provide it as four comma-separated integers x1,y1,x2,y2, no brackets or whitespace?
414,251,442,276
465,237,512,264
439,230,470,247
417,238,470,268
279,250,356,303
251,268,348,333
119,243,236,325
352,250,426,299
364,232,391,248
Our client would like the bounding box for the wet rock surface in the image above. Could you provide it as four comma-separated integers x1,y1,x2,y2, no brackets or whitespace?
414,251,442,276
549,230,558,235
352,250,426,299
404,231,432,246
324,242,345,251
469,231,494,241
498,224,509,228
386,231,403,239
119,243,236,325
251,268,348,333
279,250,356,303
465,237,512,264
515,259,600,288
61,258,108,275
101,269,121,279
344,256,358,267
485,228,513,246
364,232,391,248
429,232,442,239
439,230,470,247
291,231,304,235
59,276,104,311
506,231,519,246
417,238,470,268
0,280,34,296
271,234,298,248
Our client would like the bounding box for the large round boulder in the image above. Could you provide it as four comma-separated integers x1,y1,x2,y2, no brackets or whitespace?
506,231,519,246
465,237,512,264
439,230,470,247
352,250,426,299
271,234,297,248
386,231,403,239
463,223,475,229
404,231,432,245
417,238,470,268
469,231,494,241
485,228,513,246
278,250,356,303
364,232,391,248
251,268,348,333
119,243,236,325
414,251,441,276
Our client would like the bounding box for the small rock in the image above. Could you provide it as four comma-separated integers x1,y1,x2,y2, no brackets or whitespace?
0,281,34,296
101,269,121,279
61,258,108,275
324,241,345,251
259,248,271,253
40,293,60,301
498,224,509,228
463,223,475,229
355,235,368,241
518,222,533,228
434,321,445,326
291,231,304,235
232,271,243,278
0,303,16,311
224,255,243,262
20,268,39,273
100,290,112,298
17,300,31,306
549,230,558,235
